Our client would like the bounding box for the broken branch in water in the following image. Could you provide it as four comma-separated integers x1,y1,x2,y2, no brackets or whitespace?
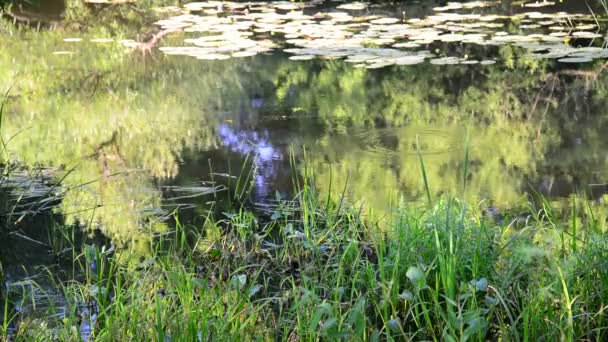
137,28,181,56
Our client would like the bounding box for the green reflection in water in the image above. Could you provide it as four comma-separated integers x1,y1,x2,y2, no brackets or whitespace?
270,49,608,213
2,22,608,261
1,29,239,260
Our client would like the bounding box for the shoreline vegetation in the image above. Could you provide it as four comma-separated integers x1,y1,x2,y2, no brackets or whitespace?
2,171,608,340
1,0,608,340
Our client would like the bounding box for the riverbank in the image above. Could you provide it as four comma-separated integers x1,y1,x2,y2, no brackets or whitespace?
2,182,607,340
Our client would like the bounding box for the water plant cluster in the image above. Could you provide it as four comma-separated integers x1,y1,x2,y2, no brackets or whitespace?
152,0,608,67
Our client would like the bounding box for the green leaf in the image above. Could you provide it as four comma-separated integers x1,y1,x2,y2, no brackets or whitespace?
406,266,426,288
387,318,402,333
231,274,247,290
310,302,333,331
485,296,498,306
399,290,413,301
222,212,237,219
473,278,488,292
208,249,222,260
322,318,338,336
348,300,366,336
249,284,262,298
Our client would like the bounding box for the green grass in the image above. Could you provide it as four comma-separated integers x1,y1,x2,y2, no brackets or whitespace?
2,179,607,341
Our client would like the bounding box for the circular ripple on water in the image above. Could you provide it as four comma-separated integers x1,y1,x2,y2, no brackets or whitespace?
349,127,465,157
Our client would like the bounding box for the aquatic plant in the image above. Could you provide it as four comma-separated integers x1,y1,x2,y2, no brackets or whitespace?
154,0,608,67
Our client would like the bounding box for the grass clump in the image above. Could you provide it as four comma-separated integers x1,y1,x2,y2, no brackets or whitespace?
3,182,607,341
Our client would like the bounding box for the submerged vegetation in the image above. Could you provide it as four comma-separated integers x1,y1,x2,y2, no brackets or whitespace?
1,0,608,341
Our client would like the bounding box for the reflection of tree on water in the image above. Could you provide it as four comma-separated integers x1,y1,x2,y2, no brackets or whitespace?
3,20,608,260
0,30,250,259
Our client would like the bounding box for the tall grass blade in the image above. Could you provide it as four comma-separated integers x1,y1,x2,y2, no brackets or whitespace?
416,135,432,206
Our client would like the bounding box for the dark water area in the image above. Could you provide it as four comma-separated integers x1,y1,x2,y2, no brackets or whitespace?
1,0,608,277
1,0,65,23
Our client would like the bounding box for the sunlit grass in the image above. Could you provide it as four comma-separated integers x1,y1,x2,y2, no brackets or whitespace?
2,178,607,340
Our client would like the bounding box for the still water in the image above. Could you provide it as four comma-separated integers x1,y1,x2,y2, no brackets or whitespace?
1,0,608,270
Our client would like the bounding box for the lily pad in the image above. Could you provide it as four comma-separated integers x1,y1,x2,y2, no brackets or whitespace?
557,57,594,63
289,55,316,60
336,2,368,11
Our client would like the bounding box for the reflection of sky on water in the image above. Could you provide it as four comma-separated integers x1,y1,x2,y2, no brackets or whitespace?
217,124,284,200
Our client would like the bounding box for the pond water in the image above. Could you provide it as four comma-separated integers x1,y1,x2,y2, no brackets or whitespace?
2,0,608,271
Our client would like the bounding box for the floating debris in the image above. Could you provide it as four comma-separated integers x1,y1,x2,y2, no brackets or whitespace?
90,38,114,43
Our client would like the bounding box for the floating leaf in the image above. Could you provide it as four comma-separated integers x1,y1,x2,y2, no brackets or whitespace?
289,55,316,60
558,57,593,63
151,0,608,68
337,2,368,11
